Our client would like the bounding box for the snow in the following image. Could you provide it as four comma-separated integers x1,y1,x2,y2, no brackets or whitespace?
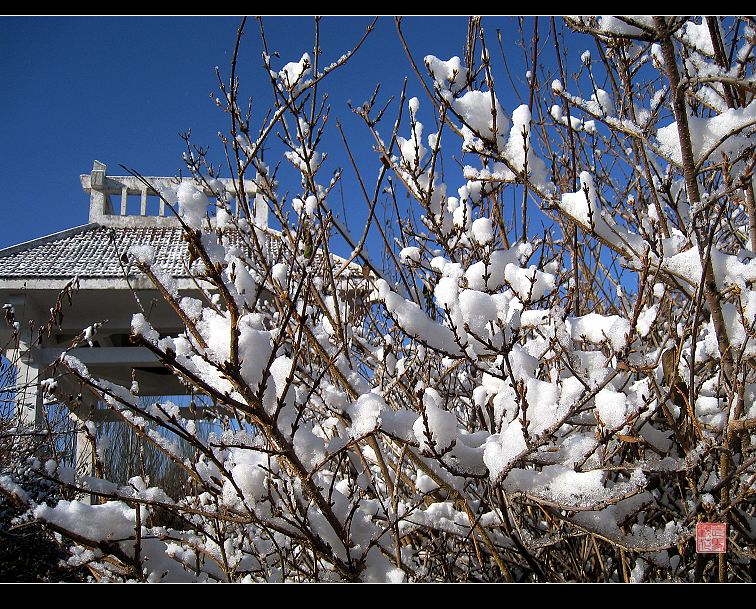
471,217,494,245
551,104,587,131
293,425,326,471
464,242,537,291
453,89,509,150
595,387,629,429
657,99,756,166
662,246,700,286
459,289,498,337
197,309,232,362
526,378,565,434
505,104,532,168
415,469,439,493
459,181,483,203
375,279,461,356
503,466,647,512
573,495,684,552
598,16,654,36
636,305,658,337
505,465,604,505
520,309,549,329
304,194,318,217
231,262,258,305
402,501,470,537
567,312,631,352
128,244,155,265
348,392,385,438
216,206,231,229
269,355,294,400
397,120,426,171
561,171,600,227
505,263,555,301
380,408,418,443
285,146,323,174
507,345,540,383
83,323,100,346
0,475,29,503
662,242,756,293
717,294,756,359
413,388,458,453
363,548,405,583
177,182,209,229
483,419,527,482
131,313,160,344
35,500,205,582
34,500,136,543
238,316,274,391
399,246,421,265
152,267,178,299
424,55,467,94
679,19,715,56
278,53,311,92
272,262,288,286
554,432,598,466
588,89,614,116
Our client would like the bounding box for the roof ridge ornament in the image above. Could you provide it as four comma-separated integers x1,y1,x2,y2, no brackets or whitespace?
87,160,115,221
91,160,106,189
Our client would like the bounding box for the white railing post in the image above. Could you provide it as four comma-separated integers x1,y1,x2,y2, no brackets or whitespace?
81,162,271,230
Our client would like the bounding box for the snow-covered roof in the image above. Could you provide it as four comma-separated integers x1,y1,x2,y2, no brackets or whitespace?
0,224,190,280
0,161,367,292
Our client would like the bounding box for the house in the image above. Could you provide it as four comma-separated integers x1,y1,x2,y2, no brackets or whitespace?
0,161,266,474
0,161,371,479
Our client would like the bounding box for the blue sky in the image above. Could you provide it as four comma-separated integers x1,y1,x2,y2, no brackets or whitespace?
0,16,531,251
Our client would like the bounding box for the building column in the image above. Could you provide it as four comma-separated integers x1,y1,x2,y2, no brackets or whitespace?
14,335,43,431
53,372,98,478
54,373,99,504
72,399,96,480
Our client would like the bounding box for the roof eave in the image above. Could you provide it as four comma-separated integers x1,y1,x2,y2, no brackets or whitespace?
0,276,200,292
0,223,99,259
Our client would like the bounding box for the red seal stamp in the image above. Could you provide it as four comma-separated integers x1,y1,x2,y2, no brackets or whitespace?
696,522,727,553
